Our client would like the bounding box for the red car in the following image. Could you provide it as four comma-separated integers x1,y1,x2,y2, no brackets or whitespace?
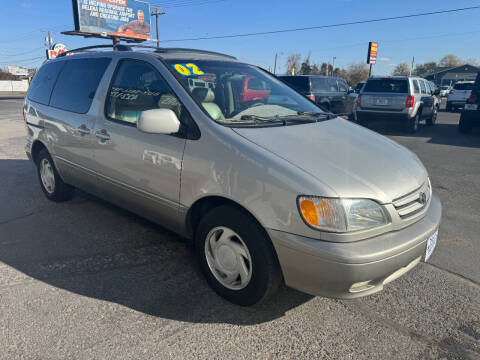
242,76,270,103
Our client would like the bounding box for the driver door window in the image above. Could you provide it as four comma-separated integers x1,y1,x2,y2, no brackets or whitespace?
106,60,182,125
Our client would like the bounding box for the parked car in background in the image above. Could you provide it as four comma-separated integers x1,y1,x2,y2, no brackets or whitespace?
459,73,480,133
24,46,441,306
355,82,365,94
446,81,475,111
440,85,452,97
278,75,357,120
356,76,440,133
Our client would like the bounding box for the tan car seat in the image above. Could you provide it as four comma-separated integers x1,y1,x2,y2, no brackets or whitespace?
192,88,225,121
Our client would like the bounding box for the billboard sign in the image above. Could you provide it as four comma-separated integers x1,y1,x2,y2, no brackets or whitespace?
367,41,378,65
47,43,68,59
72,0,151,41
8,66,29,76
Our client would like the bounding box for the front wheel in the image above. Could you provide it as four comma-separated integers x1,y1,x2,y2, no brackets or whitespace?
195,206,282,306
426,107,438,126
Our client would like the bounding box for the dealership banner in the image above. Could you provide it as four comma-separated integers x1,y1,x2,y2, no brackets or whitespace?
72,0,151,40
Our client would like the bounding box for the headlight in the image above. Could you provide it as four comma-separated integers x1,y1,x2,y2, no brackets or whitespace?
298,196,389,232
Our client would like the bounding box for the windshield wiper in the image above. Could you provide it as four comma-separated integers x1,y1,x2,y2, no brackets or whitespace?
240,114,287,125
296,111,337,120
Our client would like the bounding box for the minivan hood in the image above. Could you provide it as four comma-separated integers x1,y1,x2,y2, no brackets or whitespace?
233,118,427,203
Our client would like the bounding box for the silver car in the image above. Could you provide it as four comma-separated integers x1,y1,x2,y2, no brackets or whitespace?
24,46,442,305
357,76,440,133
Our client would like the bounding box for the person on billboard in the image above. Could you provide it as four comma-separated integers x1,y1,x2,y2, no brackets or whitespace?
117,10,151,36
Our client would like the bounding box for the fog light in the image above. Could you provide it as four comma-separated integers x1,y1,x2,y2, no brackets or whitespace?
349,280,374,293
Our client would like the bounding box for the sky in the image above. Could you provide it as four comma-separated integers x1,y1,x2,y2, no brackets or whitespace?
0,0,479,75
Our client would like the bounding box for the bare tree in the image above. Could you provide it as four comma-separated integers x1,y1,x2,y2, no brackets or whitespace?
346,63,369,85
392,63,410,76
285,54,301,75
438,54,463,68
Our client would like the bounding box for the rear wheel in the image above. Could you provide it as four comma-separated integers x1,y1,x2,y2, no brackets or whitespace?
36,149,74,202
426,106,438,126
406,113,420,133
195,205,282,306
459,116,473,134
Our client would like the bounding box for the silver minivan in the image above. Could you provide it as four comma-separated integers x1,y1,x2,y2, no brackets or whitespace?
24,46,441,305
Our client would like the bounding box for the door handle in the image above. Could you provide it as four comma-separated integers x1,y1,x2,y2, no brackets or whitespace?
77,124,90,135
95,129,111,141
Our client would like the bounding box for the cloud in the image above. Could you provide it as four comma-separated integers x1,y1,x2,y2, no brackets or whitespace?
379,57,391,62
388,63,397,67
21,2,33,8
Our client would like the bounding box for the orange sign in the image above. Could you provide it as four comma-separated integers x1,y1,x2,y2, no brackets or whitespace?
367,42,379,65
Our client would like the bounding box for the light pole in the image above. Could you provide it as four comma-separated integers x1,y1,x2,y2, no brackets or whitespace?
332,56,336,75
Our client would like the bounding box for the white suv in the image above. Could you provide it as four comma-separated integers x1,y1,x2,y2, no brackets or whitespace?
446,81,475,111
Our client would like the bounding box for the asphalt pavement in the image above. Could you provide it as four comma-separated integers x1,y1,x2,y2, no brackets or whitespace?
0,98,479,359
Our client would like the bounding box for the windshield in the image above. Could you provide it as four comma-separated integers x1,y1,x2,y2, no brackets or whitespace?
166,60,323,125
363,79,409,93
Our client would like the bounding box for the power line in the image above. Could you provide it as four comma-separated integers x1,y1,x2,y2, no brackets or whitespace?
160,6,480,42
158,0,226,7
0,46,45,58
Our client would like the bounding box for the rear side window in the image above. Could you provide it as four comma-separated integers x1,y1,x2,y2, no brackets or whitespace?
247,77,269,90
279,76,310,92
363,79,409,93
311,77,338,92
106,59,183,125
454,82,475,90
50,58,111,114
420,81,427,94
413,80,420,94
27,61,65,105
337,79,349,92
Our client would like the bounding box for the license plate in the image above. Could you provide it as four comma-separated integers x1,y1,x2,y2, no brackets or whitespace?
376,99,389,105
464,104,478,111
425,231,438,262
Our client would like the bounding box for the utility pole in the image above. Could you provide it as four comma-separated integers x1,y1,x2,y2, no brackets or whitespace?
332,56,336,76
150,6,166,49
41,29,55,49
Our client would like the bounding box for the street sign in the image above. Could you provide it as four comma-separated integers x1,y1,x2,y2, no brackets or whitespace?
367,41,378,65
47,43,68,59
7,66,28,76
72,0,151,41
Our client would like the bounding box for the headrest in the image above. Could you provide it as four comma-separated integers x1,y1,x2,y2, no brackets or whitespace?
192,88,215,103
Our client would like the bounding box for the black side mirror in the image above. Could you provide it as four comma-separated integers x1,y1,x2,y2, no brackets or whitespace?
347,87,354,94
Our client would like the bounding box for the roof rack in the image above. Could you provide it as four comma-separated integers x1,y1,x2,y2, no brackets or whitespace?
57,44,132,57
153,47,237,60
56,44,237,60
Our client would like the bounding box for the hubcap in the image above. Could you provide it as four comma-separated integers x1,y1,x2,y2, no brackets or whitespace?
40,158,55,194
204,226,253,290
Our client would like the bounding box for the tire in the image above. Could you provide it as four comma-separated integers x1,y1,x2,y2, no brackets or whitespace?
426,106,438,126
36,149,74,202
459,116,473,134
406,113,420,134
195,205,282,306
348,111,357,122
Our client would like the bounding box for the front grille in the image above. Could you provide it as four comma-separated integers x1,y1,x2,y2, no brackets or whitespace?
393,181,431,219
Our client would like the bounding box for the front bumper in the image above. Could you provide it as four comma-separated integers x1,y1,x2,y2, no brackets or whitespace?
268,194,442,299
